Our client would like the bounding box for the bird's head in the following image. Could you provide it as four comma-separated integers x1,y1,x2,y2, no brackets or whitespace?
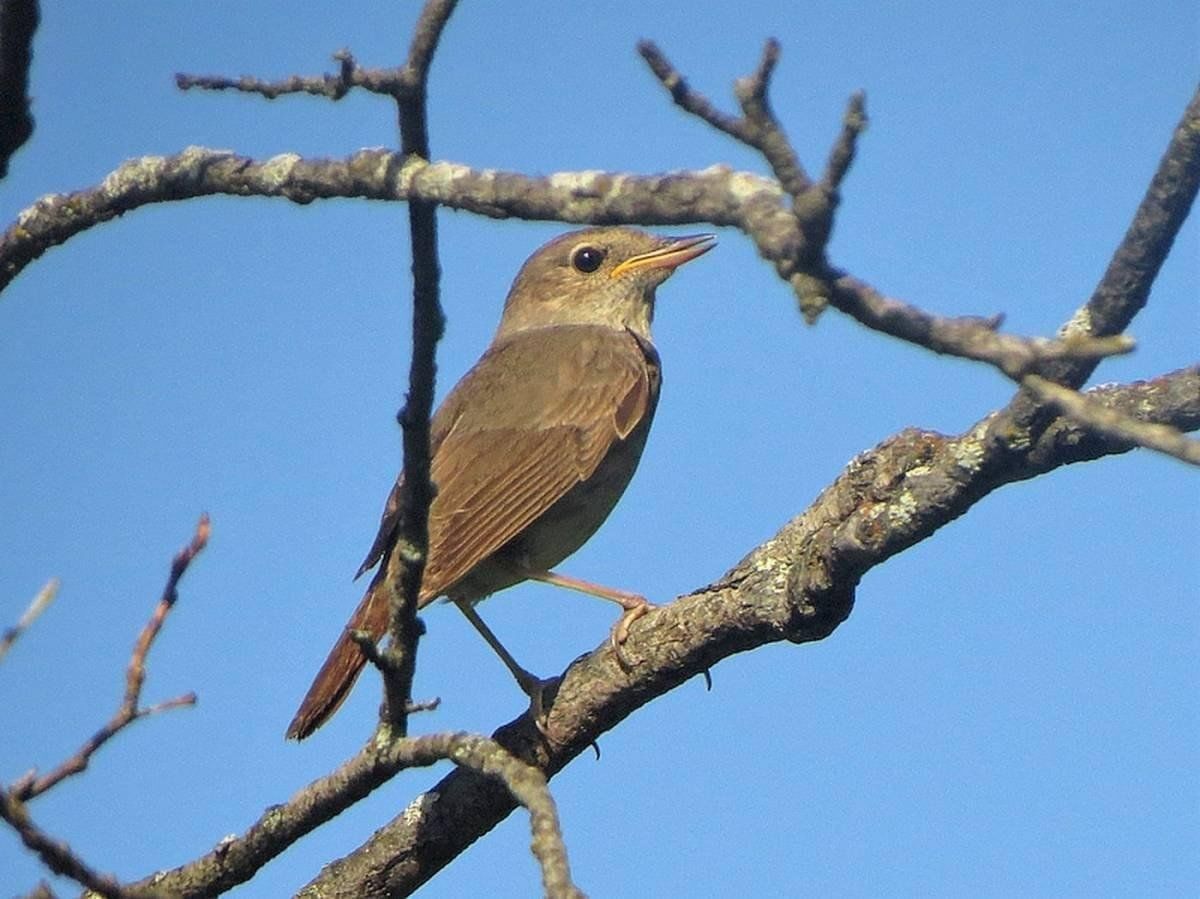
495,227,715,342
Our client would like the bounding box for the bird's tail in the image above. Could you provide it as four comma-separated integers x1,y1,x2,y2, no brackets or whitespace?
286,574,390,740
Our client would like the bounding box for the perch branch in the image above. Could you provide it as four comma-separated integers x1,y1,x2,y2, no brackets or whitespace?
300,365,1200,896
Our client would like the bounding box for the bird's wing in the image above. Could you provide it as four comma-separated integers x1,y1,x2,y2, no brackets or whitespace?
356,325,659,603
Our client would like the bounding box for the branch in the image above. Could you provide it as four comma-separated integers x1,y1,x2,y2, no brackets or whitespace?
0,149,784,293
303,366,1200,895
639,39,813,197
0,151,1141,394
639,36,865,304
0,788,126,899
125,731,580,898
0,0,37,178
1053,85,1200,379
177,49,370,101
0,577,57,662
373,0,457,736
1022,374,1200,467
989,84,1200,448
827,275,1137,377
9,515,208,801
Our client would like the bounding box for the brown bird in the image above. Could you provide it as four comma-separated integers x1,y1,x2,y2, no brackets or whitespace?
286,226,715,740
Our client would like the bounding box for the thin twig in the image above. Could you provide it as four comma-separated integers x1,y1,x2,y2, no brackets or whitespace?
639,37,814,197
177,49,355,100
822,91,867,191
828,274,1137,378
0,787,127,898
371,0,457,735
1058,86,1200,374
637,40,753,143
733,39,811,198
176,49,407,101
0,577,58,662
10,515,208,801
1023,374,1200,466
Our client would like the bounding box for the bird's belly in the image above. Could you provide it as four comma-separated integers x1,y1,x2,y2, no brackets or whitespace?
449,423,651,603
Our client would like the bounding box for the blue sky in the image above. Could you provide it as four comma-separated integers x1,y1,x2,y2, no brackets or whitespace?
1,3,1196,896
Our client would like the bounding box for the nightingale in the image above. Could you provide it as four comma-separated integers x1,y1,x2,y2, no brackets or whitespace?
286,226,715,740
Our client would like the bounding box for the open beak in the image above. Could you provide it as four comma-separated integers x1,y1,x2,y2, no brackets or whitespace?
609,233,717,279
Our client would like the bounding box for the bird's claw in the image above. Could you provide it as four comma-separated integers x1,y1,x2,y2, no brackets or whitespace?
609,599,655,669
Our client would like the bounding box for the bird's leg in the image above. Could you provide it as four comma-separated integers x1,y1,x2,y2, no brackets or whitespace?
523,569,654,665
452,598,555,723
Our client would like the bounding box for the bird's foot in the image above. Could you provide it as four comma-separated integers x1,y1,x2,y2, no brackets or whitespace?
610,597,655,669
514,668,559,735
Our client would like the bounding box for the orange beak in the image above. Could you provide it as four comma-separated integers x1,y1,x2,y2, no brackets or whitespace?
609,233,716,279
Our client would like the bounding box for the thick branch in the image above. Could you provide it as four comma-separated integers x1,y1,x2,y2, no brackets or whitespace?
303,366,1200,896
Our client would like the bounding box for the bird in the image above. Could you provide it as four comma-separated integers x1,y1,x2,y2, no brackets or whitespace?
286,226,715,740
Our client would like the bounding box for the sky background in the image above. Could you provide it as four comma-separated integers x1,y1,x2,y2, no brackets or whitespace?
1,2,1196,896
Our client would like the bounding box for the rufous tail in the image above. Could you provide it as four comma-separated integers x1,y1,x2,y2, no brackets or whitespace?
286,575,389,740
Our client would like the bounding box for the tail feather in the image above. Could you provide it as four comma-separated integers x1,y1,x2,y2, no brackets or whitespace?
286,576,389,740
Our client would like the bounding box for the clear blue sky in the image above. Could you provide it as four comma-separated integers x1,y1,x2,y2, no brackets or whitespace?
1,3,1196,896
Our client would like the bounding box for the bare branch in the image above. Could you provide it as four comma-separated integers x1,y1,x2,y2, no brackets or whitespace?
0,145,1155,397
1060,86,1200,365
304,366,1200,895
0,0,38,178
0,788,127,898
126,730,580,898
175,0,456,118
401,0,458,98
373,0,458,736
0,149,784,294
0,577,57,662
637,39,751,142
821,91,867,192
639,37,820,201
10,516,208,801
828,275,1137,378
733,39,812,199
1023,374,1200,467
418,733,581,899
176,49,360,100
989,84,1200,451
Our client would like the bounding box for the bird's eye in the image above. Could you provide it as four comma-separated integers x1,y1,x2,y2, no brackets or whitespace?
570,245,606,274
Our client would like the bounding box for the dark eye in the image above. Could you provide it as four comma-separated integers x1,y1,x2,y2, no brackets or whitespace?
571,245,606,273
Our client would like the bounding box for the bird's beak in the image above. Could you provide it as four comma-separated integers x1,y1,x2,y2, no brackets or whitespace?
609,233,716,279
